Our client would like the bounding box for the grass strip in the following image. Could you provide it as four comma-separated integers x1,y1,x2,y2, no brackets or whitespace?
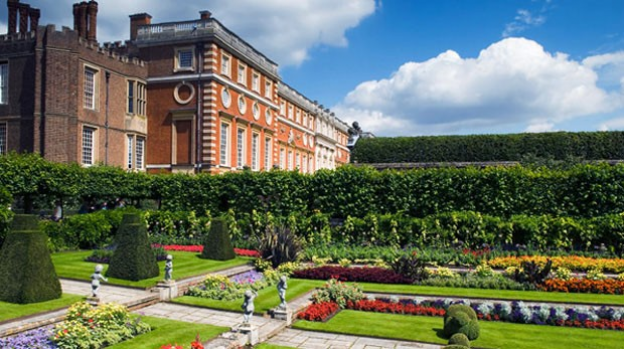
52,251,251,289
0,294,84,322
294,310,623,349
358,282,624,306
108,316,227,349
174,279,324,313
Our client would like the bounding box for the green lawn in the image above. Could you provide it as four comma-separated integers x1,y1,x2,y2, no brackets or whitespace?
52,251,251,288
295,310,624,349
174,279,325,313
109,316,227,349
0,294,84,322
358,282,624,306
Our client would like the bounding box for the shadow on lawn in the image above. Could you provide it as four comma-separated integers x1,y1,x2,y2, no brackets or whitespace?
433,328,447,340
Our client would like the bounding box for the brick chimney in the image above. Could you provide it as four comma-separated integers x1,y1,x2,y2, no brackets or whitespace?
77,1,88,39
73,3,80,32
86,1,98,42
18,2,30,33
7,0,19,34
29,7,40,32
200,10,211,20
129,13,152,41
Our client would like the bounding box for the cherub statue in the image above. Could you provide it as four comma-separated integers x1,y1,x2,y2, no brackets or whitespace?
241,290,258,324
91,264,108,298
164,254,173,281
277,275,288,309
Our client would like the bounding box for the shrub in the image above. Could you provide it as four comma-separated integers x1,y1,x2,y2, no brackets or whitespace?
460,320,480,341
311,279,364,308
449,333,471,347
513,259,553,285
0,215,62,303
107,213,159,281
444,312,471,337
554,267,572,280
391,254,430,283
201,217,236,261
257,225,302,268
445,304,477,322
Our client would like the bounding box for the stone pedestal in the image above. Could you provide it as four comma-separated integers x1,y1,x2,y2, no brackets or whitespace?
86,296,100,306
237,323,259,345
272,307,293,325
157,280,178,301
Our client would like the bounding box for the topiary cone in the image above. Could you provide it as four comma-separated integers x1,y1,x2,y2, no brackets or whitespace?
0,214,62,304
201,217,235,261
107,213,159,281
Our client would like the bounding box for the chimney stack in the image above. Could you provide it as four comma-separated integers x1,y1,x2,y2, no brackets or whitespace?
129,13,152,41
200,10,211,20
18,2,29,33
7,0,19,34
86,1,98,42
73,3,80,32
29,7,40,32
77,2,88,39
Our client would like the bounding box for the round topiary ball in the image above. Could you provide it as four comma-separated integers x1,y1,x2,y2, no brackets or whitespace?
445,304,477,321
459,319,480,341
449,333,471,347
444,311,471,337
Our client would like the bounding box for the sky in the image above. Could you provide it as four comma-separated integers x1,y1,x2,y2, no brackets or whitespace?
1,0,623,137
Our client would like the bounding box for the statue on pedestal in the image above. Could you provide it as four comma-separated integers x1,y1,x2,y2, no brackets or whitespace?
91,264,108,298
277,275,288,309
242,290,258,324
164,254,173,281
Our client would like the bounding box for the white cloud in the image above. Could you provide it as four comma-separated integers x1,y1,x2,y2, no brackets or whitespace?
503,9,546,37
0,21,6,35
599,117,624,131
525,122,555,133
28,0,376,67
334,37,622,136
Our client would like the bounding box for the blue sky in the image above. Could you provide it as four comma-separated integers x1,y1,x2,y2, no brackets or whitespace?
1,0,623,136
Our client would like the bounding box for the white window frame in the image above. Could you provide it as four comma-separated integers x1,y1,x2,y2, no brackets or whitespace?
296,109,301,124
83,66,98,110
264,136,272,170
264,80,272,99
288,105,293,119
280,148,285,169
221,52,231,77
127,134,134,169
0,62,8,105
0,122,6,155
251,132,259,171
296,152,300,170
136,137,145,170
237,62,247,85
82,126,96,166
175,46,195,72
237,127,246,168
288,150,293,170
252,72,260,92
280,101,286,116
303,154,307,173
220,121,231,166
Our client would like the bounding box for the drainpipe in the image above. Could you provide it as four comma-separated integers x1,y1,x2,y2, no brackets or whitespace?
105,71,110,165
196,42,203,173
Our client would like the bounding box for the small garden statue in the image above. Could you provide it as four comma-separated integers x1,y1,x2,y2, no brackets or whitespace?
277,275,288,309
241,290,258,324
91,264,108,298
164,254,173,281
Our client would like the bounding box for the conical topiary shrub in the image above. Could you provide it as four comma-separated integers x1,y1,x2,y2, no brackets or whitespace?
201,217,235,261
106,213,159,281
0,214,62,304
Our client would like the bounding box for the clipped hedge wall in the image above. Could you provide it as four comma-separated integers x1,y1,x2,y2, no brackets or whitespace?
0,215,62,303
4,154,624,219
351,131,624,163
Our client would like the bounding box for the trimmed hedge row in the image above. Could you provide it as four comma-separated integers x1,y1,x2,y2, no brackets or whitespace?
4,153,624,218
351,131,624,163
37,209,624,254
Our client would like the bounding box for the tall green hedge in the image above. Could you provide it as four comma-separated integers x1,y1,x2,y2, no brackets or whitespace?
351,131,624,163
4,154,624,219
201,217,235,261
0,215,62,304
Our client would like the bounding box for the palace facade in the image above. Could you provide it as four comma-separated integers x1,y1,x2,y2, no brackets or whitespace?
0,1,351,173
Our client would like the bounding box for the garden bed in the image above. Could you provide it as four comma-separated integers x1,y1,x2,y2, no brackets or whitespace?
52,251,251,289
294,310,624,349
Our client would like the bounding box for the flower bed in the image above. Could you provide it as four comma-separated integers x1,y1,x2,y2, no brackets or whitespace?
292,266,410,284
0,325,55,348
540,278,624,294
489,255,624,273
187,269,279,300
346,299,445,317
297,302,340,321
152,244,260,257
